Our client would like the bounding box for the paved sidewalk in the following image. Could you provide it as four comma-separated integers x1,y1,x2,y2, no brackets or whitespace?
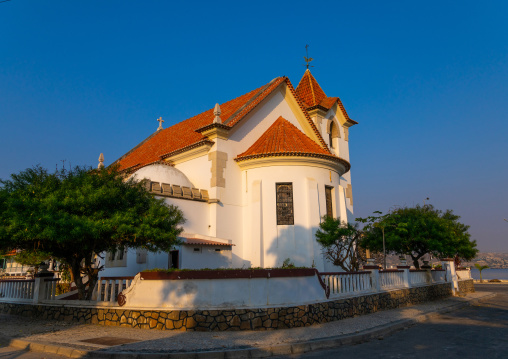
0,291,495,358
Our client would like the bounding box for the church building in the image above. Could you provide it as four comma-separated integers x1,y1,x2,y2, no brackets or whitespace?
100,69,357,277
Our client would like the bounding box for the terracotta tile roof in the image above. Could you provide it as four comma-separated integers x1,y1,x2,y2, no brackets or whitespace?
295,70,358,125
182,238,233,246
295,69,327,107
235,116,333,160
113,80,280,171
114,76,330,171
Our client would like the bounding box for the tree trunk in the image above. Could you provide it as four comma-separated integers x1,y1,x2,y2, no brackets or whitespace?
69,259,86,300
411,253,425,269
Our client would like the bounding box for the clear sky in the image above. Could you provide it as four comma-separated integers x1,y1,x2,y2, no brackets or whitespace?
1,1,507,252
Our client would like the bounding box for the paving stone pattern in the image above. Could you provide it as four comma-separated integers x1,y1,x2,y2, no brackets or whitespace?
0,282,472,332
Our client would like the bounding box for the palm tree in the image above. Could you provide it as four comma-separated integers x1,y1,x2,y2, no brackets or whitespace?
474,263,489,283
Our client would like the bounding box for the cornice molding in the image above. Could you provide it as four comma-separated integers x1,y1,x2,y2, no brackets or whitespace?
235,154,350,175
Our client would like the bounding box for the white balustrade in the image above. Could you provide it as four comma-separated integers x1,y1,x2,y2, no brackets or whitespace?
409,270,428,286
320,272,372,297
379,270,405,289
95,277,134,303
43,278,60,300
431,270,446,283
0,279,35,302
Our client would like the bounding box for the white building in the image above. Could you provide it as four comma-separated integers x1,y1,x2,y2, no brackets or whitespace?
101,70,357,277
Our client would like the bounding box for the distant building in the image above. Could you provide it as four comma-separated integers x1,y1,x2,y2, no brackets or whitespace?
101,69,357,277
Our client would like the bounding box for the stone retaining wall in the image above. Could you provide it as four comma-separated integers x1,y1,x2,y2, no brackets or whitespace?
458,279,475,294
0,283,452,331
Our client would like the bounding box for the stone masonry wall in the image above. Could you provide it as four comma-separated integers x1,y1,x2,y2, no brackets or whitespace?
0,283,452,331
458,279,475,294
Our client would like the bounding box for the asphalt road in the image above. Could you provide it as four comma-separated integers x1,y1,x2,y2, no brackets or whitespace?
276,284,508,359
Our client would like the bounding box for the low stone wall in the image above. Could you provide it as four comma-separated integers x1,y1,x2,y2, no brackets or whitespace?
0,283,452,331
458,279,475,294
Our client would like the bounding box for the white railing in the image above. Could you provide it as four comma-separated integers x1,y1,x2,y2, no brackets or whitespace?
95,277,134,303
409,270,428,286
432,270,446,283
43,278,60,300
0,279,35,301
321,272,372,297
379,270,405,290
456,269,471,280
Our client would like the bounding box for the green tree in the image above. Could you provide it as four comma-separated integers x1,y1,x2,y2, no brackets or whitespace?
0,165,185,300
315,216,362,272
359,205,478,269
13,250,51,274
474,263,489,283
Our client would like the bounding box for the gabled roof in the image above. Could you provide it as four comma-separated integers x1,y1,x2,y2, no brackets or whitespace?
235,116,349,172
295,69,358,125
113,76,330,171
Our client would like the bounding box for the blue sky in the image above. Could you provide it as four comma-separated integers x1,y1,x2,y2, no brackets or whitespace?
1,0,507,252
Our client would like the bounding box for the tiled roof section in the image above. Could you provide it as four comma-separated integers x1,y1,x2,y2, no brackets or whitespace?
222,77,286,127
182,238,233,246
295,69,327,107
294,70,358,125
114,75,333,171
236,116,330,159
113,81,276,171
319,96,338,110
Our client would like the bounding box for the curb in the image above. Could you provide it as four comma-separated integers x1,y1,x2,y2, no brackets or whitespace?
6,293,496,359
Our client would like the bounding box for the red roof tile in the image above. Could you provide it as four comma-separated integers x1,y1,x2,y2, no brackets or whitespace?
236,116,331,159
114,76,331,171
295,70,358,125
295,69,327,107
182,238,233,246
113,80,280,171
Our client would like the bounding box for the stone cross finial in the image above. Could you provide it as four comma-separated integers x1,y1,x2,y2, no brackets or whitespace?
213,103,222,124
98,153,104,169
157,117,164,131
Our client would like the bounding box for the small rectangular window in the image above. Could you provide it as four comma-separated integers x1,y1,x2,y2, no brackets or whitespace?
276,183,294,225
325,186,334,218
193,248,201,252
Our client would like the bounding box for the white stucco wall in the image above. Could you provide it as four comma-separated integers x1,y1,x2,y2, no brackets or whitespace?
110,83,354,275
180,245,232,269
241,165,346,271
123,274,327,309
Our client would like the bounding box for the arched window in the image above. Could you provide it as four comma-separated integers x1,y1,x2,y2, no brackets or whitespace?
329,121,339,149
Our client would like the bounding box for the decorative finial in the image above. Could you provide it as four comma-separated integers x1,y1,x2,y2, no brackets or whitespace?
98,153,104,169
213,103,222,124
157,117,164,131
303,44,314,70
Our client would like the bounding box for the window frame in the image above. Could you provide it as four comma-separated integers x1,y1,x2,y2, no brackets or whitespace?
276,182,295,225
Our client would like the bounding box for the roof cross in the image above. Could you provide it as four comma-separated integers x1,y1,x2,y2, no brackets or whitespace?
157,117,164,131
303,44,314,69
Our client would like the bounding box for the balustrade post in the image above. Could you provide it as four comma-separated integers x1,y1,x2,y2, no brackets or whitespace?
33,270,54,304
441,258,458,295
364,265,380,292
397,266,410,288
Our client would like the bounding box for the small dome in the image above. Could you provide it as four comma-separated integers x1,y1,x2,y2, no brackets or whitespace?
129,163,194,188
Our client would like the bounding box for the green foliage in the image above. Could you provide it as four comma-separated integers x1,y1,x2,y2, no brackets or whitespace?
13,250,52,273
474,263,489,283
315,216,362,272
281,258,296,269
358,205,478,269
0,165,185,299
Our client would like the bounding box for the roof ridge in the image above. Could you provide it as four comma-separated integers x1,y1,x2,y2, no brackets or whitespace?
223,77,284,126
